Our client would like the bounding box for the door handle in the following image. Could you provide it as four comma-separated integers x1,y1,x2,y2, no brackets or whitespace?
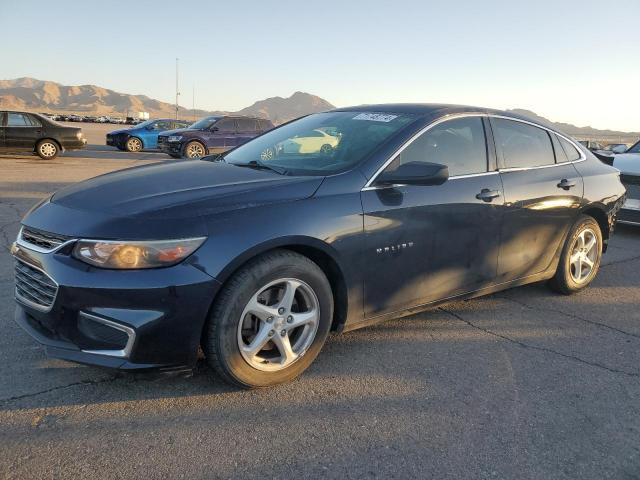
476,188,501,202
557,179,576,190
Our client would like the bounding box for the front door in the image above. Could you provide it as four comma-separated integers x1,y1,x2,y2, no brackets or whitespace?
490,117,584,282
5,112,42,150
362,116,504,316
207,117,237,153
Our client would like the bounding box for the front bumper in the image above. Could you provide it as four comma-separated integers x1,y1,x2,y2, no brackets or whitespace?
12,241,221,370
159,140,183,156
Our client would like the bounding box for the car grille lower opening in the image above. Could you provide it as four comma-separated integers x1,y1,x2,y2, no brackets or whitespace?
14,260,58,310
20,227,70,251
77,315,129,350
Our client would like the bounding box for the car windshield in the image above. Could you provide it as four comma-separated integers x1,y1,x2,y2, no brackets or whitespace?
134,119,155,129
627,141,640,154
224,111,417,175
189,116,222,130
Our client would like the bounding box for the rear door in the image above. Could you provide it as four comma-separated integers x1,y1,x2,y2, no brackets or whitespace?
5,112,43,150
492,117,584,282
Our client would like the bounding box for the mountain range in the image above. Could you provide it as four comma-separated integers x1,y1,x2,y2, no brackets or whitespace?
0,78,636,138
0,78,335,124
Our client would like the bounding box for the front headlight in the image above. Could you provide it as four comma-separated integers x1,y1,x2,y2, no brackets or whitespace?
168,135,183,142
72,237,206,269
76,131,83,139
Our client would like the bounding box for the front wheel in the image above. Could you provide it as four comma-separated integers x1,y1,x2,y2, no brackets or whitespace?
548,215,602,294
125,137,143,152
36,140,59,160
184,141,206,158
204,250,333,388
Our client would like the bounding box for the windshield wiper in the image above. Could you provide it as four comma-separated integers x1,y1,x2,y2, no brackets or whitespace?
234,160,288,175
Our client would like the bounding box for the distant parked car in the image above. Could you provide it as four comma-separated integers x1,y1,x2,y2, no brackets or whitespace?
270,128,340,159
601,143,628,154
0,110,86,159
578,140,604,151
106,118,192,152
611,140,640,226
158,116,274,158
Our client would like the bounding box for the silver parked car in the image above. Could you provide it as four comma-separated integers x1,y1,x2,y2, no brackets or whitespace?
612,140,640,225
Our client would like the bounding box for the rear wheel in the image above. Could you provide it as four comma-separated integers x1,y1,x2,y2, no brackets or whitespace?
36,140,59,159
125,137,143,152
548,215,602,294
184,141,206,158
204,250,333,388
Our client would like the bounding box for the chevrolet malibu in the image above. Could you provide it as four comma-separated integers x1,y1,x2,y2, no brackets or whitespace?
12,104,626,388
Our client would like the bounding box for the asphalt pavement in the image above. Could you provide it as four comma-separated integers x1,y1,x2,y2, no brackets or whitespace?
1,148,639,479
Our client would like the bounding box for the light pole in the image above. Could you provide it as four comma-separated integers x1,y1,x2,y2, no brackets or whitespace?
175,58,180,120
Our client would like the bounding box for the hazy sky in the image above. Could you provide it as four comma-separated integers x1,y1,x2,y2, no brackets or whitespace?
1,0,639,130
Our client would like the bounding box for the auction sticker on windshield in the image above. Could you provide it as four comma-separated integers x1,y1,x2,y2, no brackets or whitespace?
353,113,398,122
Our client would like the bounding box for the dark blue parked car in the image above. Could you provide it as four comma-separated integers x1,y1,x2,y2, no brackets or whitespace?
158,115,274,158
12,104,626,388
106,118,192,152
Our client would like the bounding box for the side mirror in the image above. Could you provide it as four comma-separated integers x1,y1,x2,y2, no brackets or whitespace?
376,161,449,187
210,126,219,132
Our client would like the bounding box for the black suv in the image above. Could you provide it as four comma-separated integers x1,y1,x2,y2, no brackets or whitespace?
0,111,87,159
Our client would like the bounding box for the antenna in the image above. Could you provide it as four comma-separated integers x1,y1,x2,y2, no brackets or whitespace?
175,58,180,120
192,83,195,122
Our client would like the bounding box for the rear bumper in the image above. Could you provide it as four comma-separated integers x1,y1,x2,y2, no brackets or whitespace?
12,244,221,370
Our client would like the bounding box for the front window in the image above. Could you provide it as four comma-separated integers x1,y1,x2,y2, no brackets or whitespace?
224,111,417,175
383,117,488,177
189,116,222,130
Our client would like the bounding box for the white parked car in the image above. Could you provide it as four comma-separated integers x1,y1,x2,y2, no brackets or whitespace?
612,140,640,225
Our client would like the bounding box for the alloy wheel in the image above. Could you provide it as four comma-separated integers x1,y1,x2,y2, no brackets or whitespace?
38,142,57,158
569,227,599,284
237,278,320,372
260,147,275,161
127,138,142,152
186,143,205,158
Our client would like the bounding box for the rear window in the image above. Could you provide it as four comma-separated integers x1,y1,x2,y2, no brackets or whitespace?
493,118,555,168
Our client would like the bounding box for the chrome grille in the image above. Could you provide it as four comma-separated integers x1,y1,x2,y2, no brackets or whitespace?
14,260,58,311
20,227,70,251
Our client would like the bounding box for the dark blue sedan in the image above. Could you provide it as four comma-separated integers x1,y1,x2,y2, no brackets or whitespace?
106,118,192,152
12,104,626,388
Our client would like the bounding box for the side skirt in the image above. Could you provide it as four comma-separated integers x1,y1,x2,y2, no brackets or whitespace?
341,269,556,333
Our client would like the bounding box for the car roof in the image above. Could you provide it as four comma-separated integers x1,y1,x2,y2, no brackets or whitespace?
331,103,558,130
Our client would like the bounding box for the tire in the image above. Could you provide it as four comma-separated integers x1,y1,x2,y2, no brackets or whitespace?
184,141,206,158
35,140,59,160
204,249,333,388
125,137,143,152
548,215,603,295
320,144,333,155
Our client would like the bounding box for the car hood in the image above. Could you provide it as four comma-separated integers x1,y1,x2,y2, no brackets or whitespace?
109,127,138,136
159,127,200,137
613,153,640,175
23,161,324,239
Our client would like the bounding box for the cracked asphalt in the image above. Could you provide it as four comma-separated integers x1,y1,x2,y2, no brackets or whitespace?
1,148,640,479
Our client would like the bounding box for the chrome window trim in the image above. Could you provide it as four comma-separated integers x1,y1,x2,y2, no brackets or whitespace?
16,226,78,254
361,171,499,191
362,112,587,190
79,312,136,359
14,258,59,313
